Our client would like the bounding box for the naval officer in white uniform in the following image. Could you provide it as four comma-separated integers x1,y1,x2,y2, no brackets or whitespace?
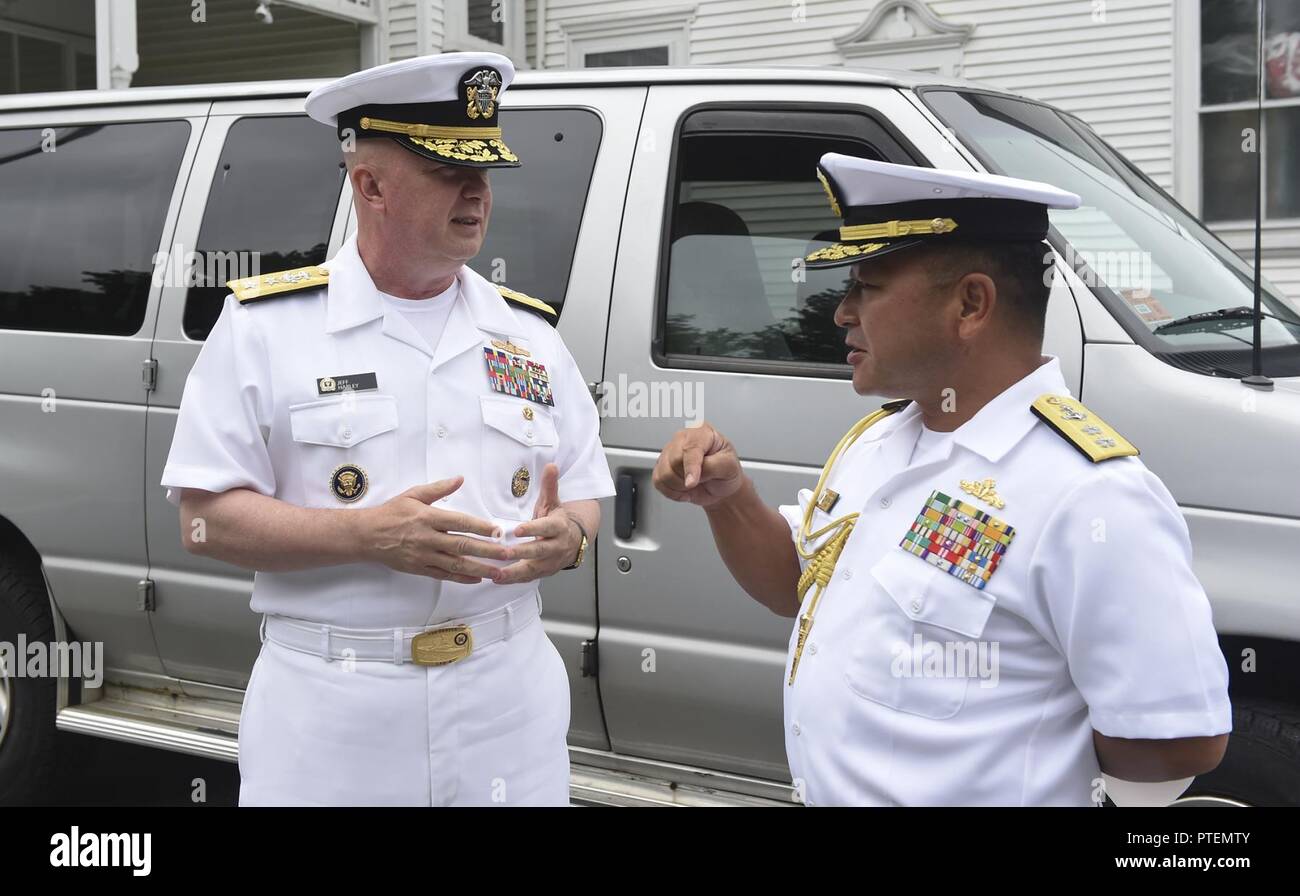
162,52,614,806
652,155,1231,806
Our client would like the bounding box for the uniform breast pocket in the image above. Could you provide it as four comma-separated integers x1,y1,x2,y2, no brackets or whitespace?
478,394,558,522
844,549,999,720
287,394,399,508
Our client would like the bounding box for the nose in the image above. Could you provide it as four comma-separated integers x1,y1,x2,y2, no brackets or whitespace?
834,287,858,330
461,169,490,199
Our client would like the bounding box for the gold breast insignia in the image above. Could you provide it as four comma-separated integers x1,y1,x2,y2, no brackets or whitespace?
959,477,1005,510
511,466,531,498
491,338,530,358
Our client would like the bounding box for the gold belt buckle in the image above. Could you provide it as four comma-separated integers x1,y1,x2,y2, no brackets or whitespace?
410,625,473,666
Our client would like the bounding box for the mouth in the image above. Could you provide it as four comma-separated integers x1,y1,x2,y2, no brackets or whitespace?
451,215,481,227
846,342,868,365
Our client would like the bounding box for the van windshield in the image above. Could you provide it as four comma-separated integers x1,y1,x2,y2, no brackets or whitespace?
920,89,1300,379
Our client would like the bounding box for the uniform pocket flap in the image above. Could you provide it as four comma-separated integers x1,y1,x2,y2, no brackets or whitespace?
871,549,997,639
479,395,557,447
288,394,399,448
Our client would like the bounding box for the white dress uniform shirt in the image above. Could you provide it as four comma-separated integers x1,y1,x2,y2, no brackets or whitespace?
778,356,1231,806
162,233,614,625
161,234,615,805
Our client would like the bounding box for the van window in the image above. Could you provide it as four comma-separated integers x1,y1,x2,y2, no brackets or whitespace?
660,108,913,369
466,107,602,316
0,121,190,335
184,115,345,340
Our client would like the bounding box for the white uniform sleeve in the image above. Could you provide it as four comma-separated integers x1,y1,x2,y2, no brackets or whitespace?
778,488,815,575
160,293,277,507
1031,461,1231,739
548,333,615,504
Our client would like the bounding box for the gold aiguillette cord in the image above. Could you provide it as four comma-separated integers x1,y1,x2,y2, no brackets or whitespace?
788,405,900,685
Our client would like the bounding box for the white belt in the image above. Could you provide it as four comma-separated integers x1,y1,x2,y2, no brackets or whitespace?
260,592,542,666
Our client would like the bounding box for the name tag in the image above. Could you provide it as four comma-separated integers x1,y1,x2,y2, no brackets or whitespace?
317,372,378,394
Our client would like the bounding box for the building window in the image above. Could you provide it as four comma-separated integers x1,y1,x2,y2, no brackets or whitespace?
0,21,95,94
584,46,669,68
555,3,694,69
445,0,525,59
1200,0,1300,223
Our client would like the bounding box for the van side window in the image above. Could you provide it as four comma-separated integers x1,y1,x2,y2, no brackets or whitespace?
183,115,344,340
661,108,912,368
0,121,190,335
466,108,602,316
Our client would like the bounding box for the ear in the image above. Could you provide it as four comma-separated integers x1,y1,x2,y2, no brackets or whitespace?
954,271,998,340
349,161,385,210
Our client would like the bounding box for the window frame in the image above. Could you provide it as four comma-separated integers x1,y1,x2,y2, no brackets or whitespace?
180,112,348,342
1175,0,1300,228
0,16,95,93
555,3,695,69
651,101,927,378
463,103,604,318
582,45,672,68
443,0,526,60
0,116,194,337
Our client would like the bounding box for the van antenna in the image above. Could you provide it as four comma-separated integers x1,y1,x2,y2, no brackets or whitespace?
1243,0,1274,391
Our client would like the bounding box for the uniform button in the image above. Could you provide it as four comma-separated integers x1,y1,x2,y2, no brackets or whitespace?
910,598,922,613
525,427,535,440
522,407,534,421
841,568,852,581
341,427,353,441
436,426,447,439
879,496,892,508
792,722,801,736
809,642,818,655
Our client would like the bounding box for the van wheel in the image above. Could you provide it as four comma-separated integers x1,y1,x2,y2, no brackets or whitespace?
0,557,58,805
1173,699,1300,807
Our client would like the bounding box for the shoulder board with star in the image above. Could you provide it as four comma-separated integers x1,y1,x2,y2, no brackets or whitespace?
227,266,329,305
1030,393,1139,462
496,285,558,322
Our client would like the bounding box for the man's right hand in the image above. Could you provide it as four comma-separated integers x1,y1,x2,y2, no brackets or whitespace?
652,422,745,508
358,477,510,583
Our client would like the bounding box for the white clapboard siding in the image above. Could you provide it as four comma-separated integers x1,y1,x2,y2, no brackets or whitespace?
535,0,1174,191
415,0,1300,303
1261,257,1300,298
931,0,1175,190
133,0,362,84
386,0,420,60
430,0,445,52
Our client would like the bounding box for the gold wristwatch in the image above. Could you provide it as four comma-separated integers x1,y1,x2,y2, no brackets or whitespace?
563,516,589,570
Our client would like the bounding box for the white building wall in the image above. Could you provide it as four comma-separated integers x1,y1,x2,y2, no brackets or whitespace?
390,0,1300,300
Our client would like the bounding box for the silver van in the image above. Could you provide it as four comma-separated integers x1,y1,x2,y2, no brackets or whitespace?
2,66,1298,807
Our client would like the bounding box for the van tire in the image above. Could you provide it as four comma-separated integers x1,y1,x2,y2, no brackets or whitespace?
0,557,58,806
1180,699,1300,807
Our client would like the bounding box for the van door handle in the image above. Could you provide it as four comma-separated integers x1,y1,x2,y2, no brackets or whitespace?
615,472,637,539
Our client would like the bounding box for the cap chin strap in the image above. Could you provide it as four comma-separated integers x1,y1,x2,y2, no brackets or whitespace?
359,116,502,140
838,216,958,241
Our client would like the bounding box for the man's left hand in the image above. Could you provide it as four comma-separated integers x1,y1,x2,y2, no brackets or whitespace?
494,463,582,585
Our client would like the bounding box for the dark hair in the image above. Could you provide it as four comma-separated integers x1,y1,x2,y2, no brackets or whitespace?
915,240,1053,339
